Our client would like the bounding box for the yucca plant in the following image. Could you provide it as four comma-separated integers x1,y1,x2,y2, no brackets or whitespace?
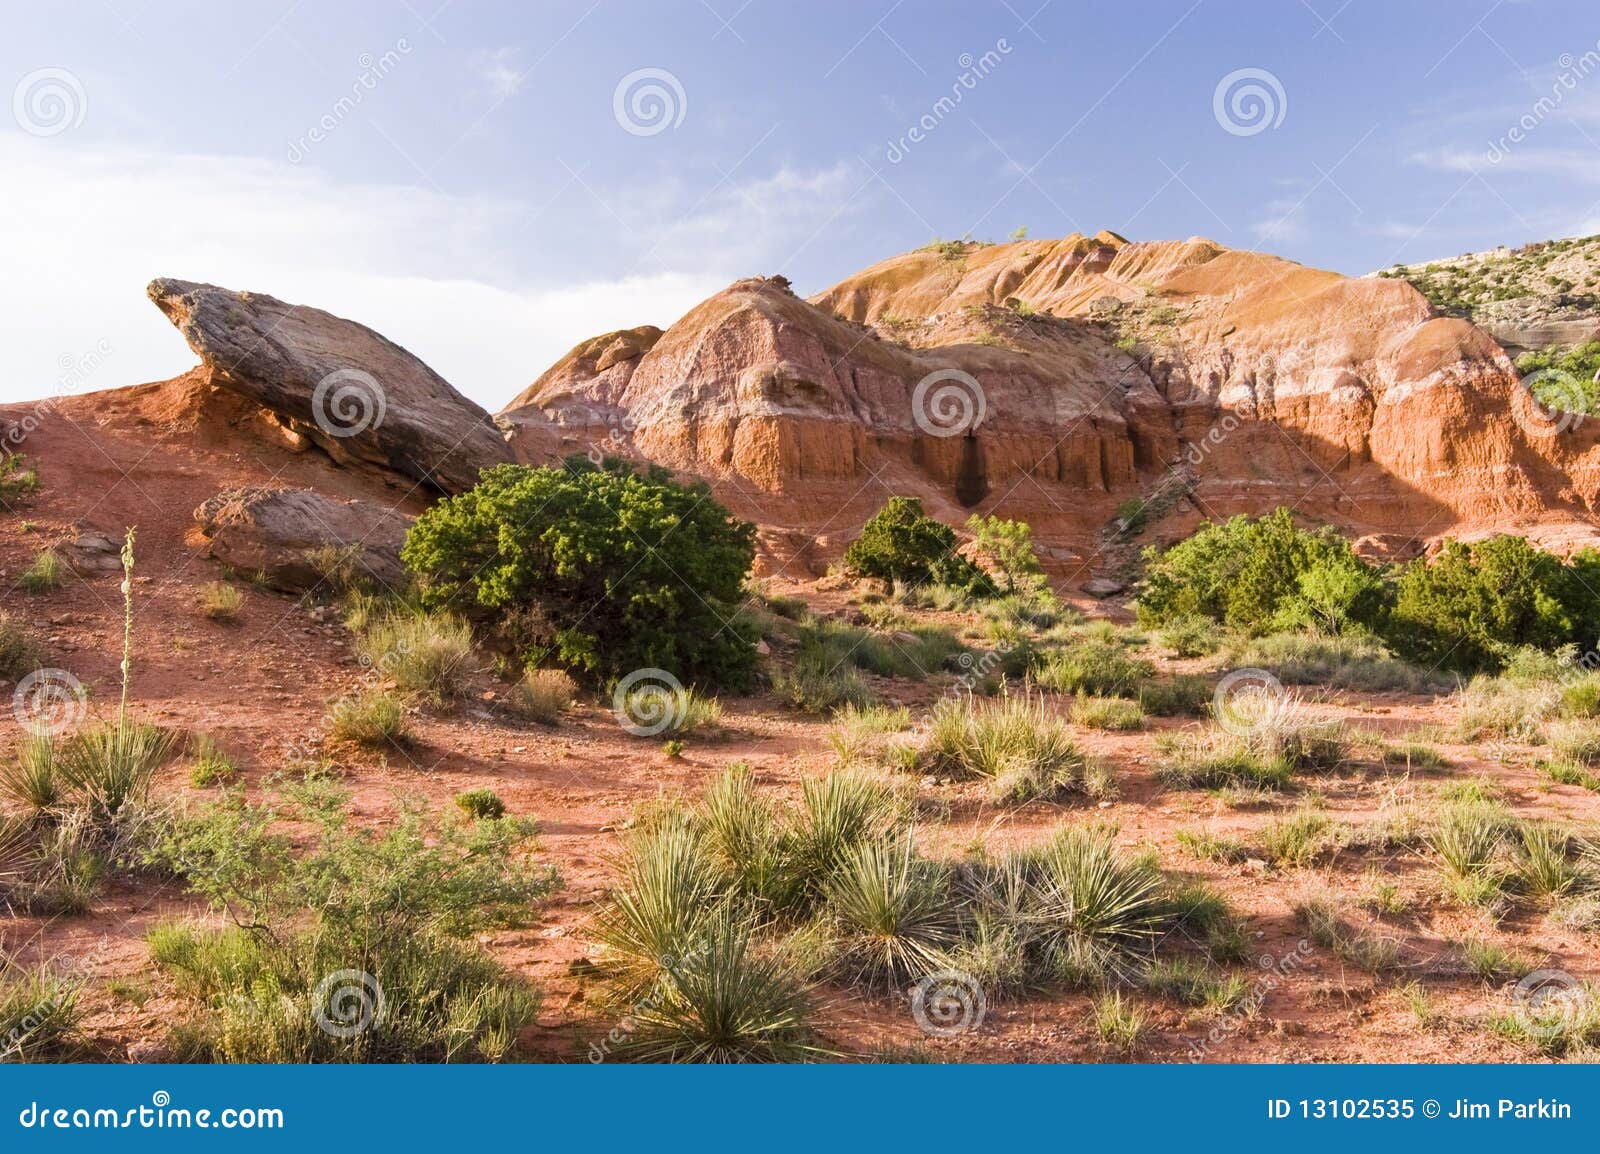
1427,799,1512,880
592,814,724,1002
619,906,824,1063
1025,825,1166,956
60,721,176,822
58,528,177,823
0,728,62,813
1513,823,1578,898
694,765,797,912
823,836,957,987
788,771,906,900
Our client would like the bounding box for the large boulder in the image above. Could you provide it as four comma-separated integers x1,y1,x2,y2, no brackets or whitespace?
192,486,410,593
149,279,512,493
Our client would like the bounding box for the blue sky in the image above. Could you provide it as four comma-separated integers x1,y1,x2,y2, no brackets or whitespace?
5,0,1600,409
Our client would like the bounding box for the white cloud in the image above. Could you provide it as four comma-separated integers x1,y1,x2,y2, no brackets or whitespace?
472,47,526,101
0,136,727,410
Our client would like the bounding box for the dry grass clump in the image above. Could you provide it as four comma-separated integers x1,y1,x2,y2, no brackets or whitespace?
922,692,1099,802
1229,631,1442,692
355,610,475,704
19,549,65,593
327,688,409,748
198,581,242,622
826,703,913,767
509,668,576,725
1295,898,1403,972
1070,696,1144,731
1031,634,1153,698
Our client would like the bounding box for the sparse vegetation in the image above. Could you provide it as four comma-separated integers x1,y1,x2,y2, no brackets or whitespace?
19,549,65,593
199,581,242,622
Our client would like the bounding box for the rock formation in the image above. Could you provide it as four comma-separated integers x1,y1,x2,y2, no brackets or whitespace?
149,279,512,493
192,486,410,592
507,233,1600,571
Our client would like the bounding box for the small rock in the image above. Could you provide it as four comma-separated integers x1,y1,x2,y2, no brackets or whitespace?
126,1039,174,1064
1081,577,1126,598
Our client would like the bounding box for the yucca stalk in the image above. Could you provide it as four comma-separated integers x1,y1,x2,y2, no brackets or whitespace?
118,527,135,724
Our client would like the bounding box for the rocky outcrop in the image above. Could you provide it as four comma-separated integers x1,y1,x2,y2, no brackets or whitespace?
192,486,410,592
149,279,512,493
509,233,1600,568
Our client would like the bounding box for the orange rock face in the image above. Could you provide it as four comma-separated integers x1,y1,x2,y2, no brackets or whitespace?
504,235,1600,575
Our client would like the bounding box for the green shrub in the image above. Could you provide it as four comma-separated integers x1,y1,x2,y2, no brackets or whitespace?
146,787,556,1062
844,497,993,593
1388,536,1595,674
1158,615,1223,657
1137,509,1387,635
402,461,758,688
455,788,506,820
965,514,1048,595
1032,636,1153,697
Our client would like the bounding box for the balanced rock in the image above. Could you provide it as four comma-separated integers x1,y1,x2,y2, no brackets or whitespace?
149,278,512,493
